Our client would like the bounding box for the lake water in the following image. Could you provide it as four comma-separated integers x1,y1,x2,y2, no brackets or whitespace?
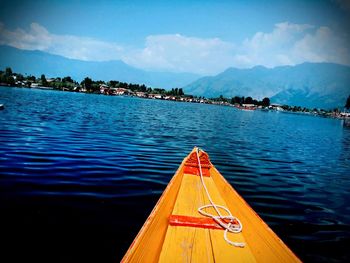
0,86,349,262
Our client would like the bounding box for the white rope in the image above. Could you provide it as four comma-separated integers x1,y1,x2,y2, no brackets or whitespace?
196,148,245,248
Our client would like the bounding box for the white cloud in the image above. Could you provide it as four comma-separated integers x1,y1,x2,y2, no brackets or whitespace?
232,22,350,68
0,22,124,61
122,34,235,74
0,22,235,74
0,21,349,74
292,26,350,65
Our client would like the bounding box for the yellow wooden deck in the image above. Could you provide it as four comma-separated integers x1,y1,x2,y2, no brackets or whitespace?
159,172,256,262
121,147,301,263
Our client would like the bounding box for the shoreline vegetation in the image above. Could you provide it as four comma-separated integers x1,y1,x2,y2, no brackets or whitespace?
1,67,350,121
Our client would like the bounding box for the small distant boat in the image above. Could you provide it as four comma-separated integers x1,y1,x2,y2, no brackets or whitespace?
0,104,4,110
122,147,301,262
236,104,256,111
30,83,53,90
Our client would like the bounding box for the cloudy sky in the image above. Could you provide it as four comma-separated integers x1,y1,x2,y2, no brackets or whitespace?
0,0,349,75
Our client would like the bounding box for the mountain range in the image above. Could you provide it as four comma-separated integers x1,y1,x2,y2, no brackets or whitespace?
184,63,350,109
0,45,200,89
1,45,349,109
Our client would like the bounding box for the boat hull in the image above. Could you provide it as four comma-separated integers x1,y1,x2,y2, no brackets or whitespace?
122,148,301,262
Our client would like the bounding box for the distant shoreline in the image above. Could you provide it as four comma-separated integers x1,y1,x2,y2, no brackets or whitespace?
1,84,349,124
1,66,349,122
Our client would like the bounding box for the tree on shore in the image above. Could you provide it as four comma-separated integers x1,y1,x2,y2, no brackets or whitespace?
16,74,24,81
81,77,92,91
345,95,350,109
262,97,270,107
7,76,15,86
179,88,184,96
62,76,73,83
140,84,147,92
167,87,184,96
244,96,253,104
231,96,242,104
5,67,12,76
41,74,47,86
27,75,36,82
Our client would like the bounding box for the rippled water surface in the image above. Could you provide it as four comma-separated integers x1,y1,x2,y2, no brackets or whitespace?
0,87,349,262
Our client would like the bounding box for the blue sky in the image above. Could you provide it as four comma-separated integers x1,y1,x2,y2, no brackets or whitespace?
0,0,349,74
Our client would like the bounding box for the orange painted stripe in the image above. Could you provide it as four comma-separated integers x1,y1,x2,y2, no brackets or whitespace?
169,215,238,230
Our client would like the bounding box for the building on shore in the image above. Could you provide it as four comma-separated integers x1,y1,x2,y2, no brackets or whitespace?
269,103,284,111
136,92,147,98
99,84,110,94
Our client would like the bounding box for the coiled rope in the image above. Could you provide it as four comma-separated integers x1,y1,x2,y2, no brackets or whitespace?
196,148,245,248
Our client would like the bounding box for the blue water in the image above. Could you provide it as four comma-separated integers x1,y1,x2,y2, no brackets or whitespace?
0,86,349,262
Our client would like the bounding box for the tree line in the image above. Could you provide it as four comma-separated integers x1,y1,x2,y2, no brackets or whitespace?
1,67,350,110
230,96,271,107
209,95,270,107
0,67,183,95
76,77,185,95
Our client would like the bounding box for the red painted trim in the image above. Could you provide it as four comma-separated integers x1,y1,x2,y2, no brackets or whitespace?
183,166,211,177
169,215,238,230
183,151,212,176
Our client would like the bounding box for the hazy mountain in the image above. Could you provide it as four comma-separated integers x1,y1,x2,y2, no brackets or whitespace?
184,63,350,109
2,45,349,109
0,45,200,89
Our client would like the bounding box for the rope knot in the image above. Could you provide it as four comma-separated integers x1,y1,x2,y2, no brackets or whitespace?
196,148,245,248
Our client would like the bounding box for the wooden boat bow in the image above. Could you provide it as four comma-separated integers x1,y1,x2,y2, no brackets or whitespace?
122,147,301,262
